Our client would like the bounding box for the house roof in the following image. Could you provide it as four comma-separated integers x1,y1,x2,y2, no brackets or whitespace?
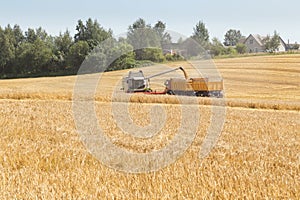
286,43,298,49
251,34,266,46
244,34,286,47
244,34,266,46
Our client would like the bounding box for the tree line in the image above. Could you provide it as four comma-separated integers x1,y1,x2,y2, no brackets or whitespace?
0,18,298,78
0,18,176,78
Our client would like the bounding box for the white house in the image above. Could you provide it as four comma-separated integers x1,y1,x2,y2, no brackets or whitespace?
244,34,287,53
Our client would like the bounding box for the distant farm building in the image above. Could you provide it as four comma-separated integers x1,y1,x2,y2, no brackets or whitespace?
244,34,287,53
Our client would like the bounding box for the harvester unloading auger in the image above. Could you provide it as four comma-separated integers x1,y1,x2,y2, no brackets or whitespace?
122,67,223,97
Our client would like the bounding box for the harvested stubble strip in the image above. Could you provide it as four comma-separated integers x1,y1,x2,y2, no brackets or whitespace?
0,92,298,111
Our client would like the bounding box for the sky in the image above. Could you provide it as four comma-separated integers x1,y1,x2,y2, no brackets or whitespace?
1,0,299,43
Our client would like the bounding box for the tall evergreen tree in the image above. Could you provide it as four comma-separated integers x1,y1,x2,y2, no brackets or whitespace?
192,20,210,48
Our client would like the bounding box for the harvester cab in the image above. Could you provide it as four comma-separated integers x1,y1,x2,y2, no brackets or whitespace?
122,70,149,93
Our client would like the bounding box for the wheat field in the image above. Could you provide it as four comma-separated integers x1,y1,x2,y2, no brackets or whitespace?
0,55,299,199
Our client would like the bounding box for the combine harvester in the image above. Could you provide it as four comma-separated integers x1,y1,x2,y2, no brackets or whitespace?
122,67,223,98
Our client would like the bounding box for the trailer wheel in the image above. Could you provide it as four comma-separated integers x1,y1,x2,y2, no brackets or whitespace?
167,90,175,95
195,91,205,97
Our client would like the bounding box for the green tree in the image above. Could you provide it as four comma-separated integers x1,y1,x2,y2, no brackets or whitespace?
224,29,242,46
24,27,53,47
153,21,171,47
74,18,112,49
70,19,113,73
210,37,226,57
140,48,165,62
86,18,112,46
127,18,160,49
52,30,73,68
12,25,24,48
225,46,237,55
3,25,17,48
25,28,37,43
82,38,136,73
235,43,247,54
67,40,89,71
74,20,85,41
165,53,184,61
15,27,55,75
127,18,162,60
16,38,52,74
16,42,34,74
0,28,15,74
107,39,136,71
54,30,73,55
180,37,202,58
192,21,210,48
35,27,48,41
264,31,280,53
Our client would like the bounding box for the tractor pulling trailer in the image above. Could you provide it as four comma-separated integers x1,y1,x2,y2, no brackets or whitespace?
122,67,224,98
